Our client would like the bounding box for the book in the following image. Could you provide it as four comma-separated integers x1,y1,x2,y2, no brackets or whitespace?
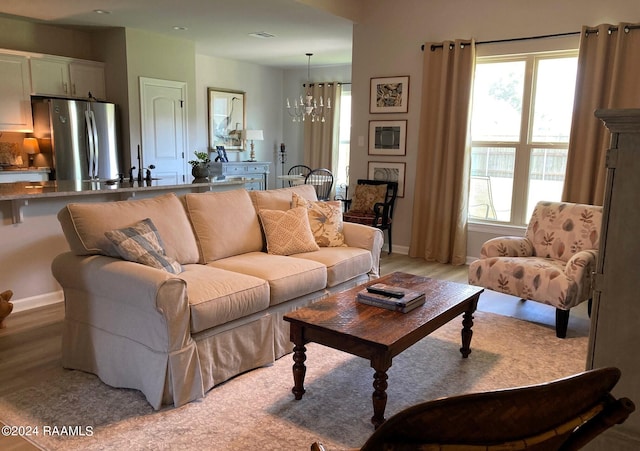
357,291,426,313
356,284,426,313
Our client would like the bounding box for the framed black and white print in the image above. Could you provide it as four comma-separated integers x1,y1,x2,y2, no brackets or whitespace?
368,161,406,197
370,76,410,113
368,120,407,156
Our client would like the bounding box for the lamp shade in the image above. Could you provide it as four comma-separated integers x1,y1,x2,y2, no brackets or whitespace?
23,138,40,154
244,130,264,141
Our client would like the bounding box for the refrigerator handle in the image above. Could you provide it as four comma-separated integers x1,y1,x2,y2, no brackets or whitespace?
85,110,99,179
84,110,95,179
89,110,99,178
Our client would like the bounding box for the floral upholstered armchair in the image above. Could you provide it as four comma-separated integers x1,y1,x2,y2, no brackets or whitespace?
468,201,603,338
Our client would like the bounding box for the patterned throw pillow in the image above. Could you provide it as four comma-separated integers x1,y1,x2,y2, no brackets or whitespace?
292,193,346,247
104,218,183,274
258,207,320,256
349,184,387,213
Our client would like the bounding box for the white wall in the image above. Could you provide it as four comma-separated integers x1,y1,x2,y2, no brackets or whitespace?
195,55,284,189
350,0,640,258
281,64,352,178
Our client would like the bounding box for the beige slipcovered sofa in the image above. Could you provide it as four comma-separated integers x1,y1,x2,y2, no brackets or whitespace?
52,185,383,409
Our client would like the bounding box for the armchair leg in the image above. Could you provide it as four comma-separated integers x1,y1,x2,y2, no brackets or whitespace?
555,308,570,338
387,225,392,254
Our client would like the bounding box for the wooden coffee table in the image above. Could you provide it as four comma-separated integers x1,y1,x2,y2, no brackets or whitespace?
283,271,484,428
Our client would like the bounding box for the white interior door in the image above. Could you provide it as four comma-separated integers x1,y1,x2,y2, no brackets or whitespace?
139,77,187,184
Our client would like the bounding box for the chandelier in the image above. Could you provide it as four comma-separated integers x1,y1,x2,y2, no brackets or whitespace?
286,53,331,123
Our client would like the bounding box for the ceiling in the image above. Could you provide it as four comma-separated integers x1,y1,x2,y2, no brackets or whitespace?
0,0,360,68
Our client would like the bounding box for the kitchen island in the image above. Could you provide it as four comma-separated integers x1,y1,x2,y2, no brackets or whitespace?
0,176,258,312
0,177,258,223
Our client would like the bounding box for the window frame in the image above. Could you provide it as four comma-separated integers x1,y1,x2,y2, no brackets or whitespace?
469,49,579,227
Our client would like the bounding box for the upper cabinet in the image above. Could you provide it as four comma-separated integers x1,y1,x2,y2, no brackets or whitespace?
30,56,106,100
0,52,33,132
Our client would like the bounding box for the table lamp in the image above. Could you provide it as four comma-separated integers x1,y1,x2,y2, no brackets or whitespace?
244,130,263,162
23,138,40,167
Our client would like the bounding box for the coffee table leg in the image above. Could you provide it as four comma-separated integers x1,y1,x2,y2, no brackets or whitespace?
292,342,307,400
460,309,475,358
371,356,392,428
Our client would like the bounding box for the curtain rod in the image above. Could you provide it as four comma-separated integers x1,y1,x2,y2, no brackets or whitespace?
422,31,580,51
304,82,351,87
422,24,640,51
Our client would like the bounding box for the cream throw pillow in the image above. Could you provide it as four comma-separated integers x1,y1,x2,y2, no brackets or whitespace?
292,193,346,247
258,207,320,255
350,184,387,213
104,218,183,274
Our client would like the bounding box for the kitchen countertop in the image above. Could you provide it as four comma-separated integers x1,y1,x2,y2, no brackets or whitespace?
0,177,258,201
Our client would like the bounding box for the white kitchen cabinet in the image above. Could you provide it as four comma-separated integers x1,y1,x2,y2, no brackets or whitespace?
0,52,32,132
30,56,106,100
69,60,106,99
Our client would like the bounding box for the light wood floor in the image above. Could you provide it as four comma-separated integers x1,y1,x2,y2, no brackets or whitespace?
0,254,589,450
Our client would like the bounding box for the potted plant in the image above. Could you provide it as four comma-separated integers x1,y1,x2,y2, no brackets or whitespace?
188,151,211,180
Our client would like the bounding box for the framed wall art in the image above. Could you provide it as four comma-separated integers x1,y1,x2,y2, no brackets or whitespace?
369,76,410,114
368,120,407,156
208,87,246,151
368,161,406,197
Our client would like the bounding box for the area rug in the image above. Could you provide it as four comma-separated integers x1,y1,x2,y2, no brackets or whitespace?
0,311,588,451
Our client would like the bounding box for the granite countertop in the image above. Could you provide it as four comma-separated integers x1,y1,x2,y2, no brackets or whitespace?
0,177,256,201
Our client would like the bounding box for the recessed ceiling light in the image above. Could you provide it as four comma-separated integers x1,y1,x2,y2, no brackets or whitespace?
93,9,111,14
173,26,188,31
249,31,276,39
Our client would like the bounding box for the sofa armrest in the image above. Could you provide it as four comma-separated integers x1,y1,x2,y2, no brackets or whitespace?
480,236,534,258
51,252,192,352
565,249,599,302
342,222,384,278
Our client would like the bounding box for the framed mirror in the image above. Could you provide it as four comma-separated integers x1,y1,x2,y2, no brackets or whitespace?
208,87,246,151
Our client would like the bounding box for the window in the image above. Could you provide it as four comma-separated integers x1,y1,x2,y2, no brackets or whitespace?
468,51,578,226
335,84,351,198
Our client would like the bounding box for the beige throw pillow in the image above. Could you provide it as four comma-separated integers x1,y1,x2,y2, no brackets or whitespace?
258,207,320,256
292,193,346,247
350,184,387,213
104,218,183,274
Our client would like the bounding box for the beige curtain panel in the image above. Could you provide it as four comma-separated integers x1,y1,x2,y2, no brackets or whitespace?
303,82,342,173
563,23,640,205
409,40,475,265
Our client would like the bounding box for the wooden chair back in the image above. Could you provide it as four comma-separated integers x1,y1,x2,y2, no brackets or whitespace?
287,164,312,186
305,168,334,200
312,367,634,451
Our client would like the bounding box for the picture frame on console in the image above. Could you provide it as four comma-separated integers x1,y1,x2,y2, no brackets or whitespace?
368,161,406,197
208,87,246,151
368,120,407,156
369,76,410,114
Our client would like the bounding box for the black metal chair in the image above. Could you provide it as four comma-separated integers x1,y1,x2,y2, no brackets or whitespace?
343,179,398,254
305,168,334,201
287,164,312,186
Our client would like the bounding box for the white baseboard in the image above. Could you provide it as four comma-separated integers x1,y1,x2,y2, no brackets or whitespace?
11,290,64,313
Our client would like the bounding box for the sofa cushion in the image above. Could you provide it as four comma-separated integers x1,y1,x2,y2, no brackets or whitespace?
291,247,373,287
210,252,327,306
57,192,200,264
249,184,318,211
292,193,347,247
177,264,270,333
258,207,320,255
105,218,183,274
349,183,387,213
184,189,264,263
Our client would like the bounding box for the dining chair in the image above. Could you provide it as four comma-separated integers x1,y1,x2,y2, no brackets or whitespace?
287,164,312,186
305,168,334,201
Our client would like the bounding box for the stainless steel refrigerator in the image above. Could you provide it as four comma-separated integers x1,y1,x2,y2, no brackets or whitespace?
31,96,121,181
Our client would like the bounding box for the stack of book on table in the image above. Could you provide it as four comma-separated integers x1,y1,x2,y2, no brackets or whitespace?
356,283,426,313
